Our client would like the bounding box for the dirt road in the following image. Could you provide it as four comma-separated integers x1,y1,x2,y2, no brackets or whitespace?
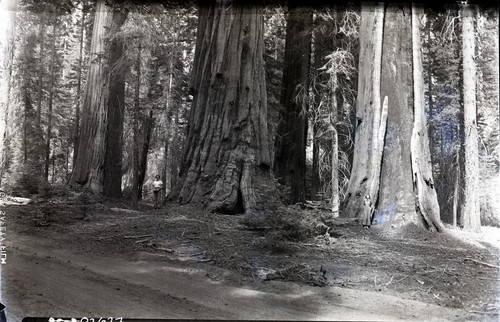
1,230,480,321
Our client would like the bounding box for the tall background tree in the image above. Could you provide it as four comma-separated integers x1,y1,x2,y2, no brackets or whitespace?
0,0,18,188
274,0,312,204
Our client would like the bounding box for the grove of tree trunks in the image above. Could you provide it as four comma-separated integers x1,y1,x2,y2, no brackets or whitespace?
343,4,442,231
274,0,312,204
170,0,274,214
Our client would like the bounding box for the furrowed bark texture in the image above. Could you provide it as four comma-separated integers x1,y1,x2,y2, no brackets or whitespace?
170,0,273,214
274,1,312,204
103,9,128,198
460,5,480,232
70,0,112,193
343,3,385,219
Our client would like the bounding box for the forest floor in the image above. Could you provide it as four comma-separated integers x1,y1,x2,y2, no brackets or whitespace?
1,191,500,321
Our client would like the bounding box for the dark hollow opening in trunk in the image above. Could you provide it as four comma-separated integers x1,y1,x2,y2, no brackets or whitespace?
214,188,245,215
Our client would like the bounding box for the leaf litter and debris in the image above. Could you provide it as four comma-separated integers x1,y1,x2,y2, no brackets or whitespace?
5,191,500,319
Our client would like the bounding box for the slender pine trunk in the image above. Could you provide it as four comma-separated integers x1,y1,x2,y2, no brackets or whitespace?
72,1,86,172
132,43,141,209
460,4,481,232
35,11,46,128
138,111,154,200
44,21,57,180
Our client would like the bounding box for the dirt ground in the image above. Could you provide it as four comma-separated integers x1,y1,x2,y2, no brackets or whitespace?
1,192,499,321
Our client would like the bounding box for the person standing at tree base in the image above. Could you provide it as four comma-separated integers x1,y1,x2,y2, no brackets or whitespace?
152,175,163,209
362,194,373,228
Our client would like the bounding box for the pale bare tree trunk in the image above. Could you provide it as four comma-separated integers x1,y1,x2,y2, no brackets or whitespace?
132,43,142,210
343,3,385,219
170,109,180,189
160,45,174,205
410,5,443,232
344,4,442,231
377,4,415,227
138,111,154,200
35,11,46,128
72,0,86,172
330,70,339,216
452,165,459,227
70,0,112,192
44,21,57,181
460,4,480,232
170,0,273,214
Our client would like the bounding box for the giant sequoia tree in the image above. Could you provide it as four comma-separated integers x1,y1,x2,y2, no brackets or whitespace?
343,3,443,231
70,0,127,193
170,0,274,214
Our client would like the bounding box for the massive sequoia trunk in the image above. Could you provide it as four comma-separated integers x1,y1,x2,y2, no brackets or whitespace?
70,1,127,193
274,0,313,204
170,0,274,214
103,9,128,198
459,4,480,232
343,4,442,231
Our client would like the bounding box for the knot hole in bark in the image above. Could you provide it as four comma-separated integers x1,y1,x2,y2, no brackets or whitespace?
424,178,434,189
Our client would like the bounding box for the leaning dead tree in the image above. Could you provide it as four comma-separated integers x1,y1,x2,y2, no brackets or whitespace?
169,0,274,214
343,3,443,231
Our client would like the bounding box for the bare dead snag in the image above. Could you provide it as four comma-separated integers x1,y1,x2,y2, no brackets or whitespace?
410,5,444,232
